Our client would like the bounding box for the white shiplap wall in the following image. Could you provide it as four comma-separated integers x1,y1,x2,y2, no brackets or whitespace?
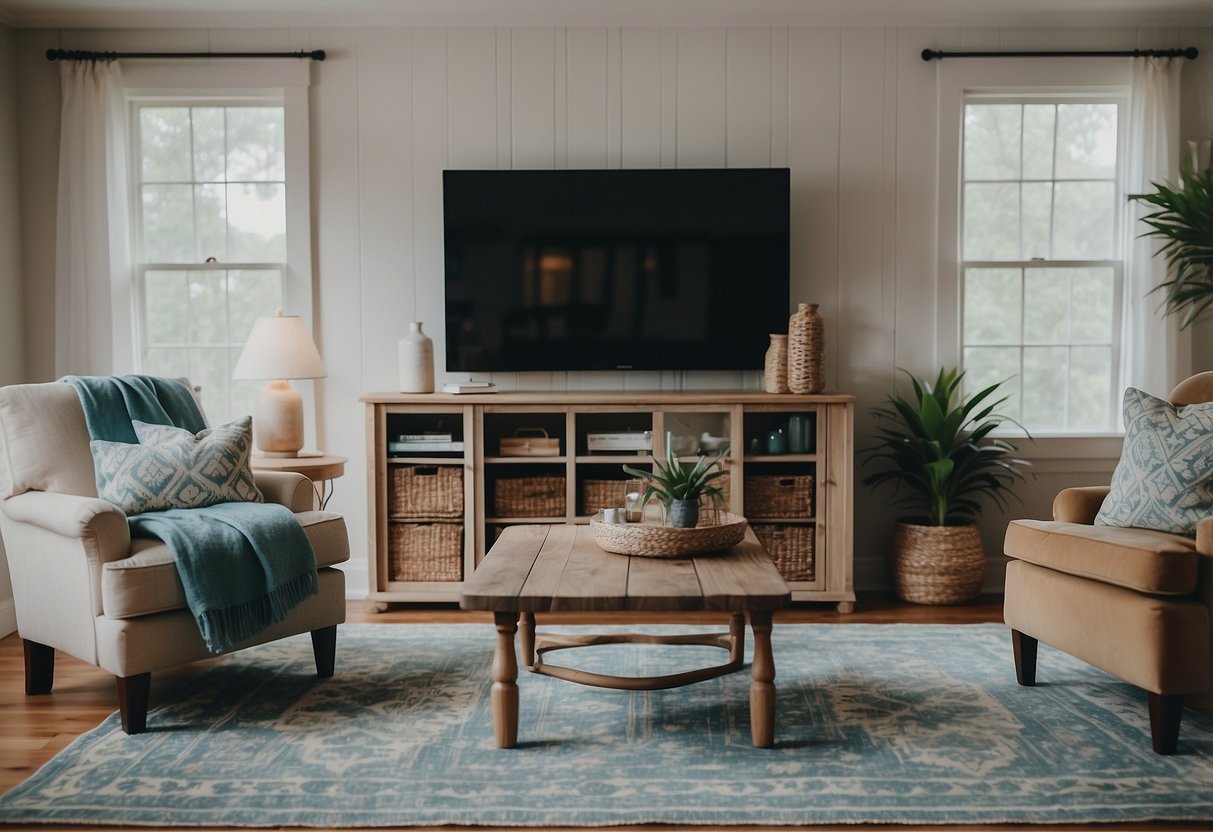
13,24,1213,601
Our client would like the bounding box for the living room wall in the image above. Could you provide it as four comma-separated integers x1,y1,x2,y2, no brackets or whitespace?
10,22,1213,599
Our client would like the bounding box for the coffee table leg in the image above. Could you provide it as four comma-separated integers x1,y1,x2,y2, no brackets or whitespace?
492,611,519,748
729,612,745,664
519,611,536,669
748,610,775,748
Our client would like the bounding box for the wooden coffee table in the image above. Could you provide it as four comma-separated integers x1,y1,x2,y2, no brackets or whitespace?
459,523,791,748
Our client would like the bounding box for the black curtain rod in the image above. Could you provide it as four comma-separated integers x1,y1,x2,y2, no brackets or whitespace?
46,48,325,62
923,47,1197,61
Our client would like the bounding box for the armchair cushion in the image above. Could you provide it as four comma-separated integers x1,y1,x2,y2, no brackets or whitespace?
91,417,263,514
1005,519,1200,596
1095,387,1213,536
102,511,349,619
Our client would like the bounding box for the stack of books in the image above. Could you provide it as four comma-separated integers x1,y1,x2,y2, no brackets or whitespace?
388,432,464,454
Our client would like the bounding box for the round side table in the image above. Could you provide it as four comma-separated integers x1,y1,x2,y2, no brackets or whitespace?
251,453,347,510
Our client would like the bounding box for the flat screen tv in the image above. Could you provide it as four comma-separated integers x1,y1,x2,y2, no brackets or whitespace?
443,167,790,373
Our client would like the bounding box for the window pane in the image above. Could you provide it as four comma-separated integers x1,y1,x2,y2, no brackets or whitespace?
194,184,227,262
964,183,1019,260
187,273,228,345
140,107,191,183
226,107,285,181
1020,182,1052,260
142,184,195,262
1023,269,1070,344
144,271,189,345
1069,346,1113,430
964,268,1021,345
229,269,283,342
1023,346,1068,430
192,107,226,182
1055,103,1117,179
1022,105,1055,180
1070,268,1115,343
231,373,263,421
1053,181,1115,259
963,346,1021,422
227,183,286,262
143,347,191,380
964,105,1021,180
189,348,232,423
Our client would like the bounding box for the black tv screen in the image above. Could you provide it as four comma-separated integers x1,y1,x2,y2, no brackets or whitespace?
443,168,790,373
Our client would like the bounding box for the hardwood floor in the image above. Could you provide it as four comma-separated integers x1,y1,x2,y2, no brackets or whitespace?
0,597,1204,831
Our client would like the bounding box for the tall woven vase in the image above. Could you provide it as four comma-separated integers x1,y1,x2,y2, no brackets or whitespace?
763,333,789,393
787,303,825,394
893,522,985,605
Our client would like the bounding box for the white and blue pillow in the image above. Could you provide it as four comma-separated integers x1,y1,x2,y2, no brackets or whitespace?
91,416,264,515
1095,387,1213,537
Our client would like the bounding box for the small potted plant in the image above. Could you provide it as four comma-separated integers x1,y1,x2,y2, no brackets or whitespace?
863,367,1030,604
623,446,727,528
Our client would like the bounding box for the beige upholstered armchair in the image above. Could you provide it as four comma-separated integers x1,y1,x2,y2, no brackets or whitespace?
1003,372,1213,754
0,381,349,734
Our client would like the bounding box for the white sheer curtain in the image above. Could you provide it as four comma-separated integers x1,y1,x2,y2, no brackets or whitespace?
1120,56,1189,399
54,59,131,377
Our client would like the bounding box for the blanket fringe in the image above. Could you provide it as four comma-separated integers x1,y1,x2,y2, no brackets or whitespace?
196,570,320,654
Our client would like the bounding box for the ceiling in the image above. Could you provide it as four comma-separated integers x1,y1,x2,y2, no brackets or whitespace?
1,0,1211,30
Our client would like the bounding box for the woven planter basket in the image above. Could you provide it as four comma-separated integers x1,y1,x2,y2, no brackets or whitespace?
893,522,984,605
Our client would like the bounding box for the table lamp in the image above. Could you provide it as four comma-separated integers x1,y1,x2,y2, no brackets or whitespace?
232,310,327,458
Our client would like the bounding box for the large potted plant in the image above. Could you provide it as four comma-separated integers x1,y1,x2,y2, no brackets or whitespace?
623,447,727,528
863,368,1030,604
1130,166,1213,328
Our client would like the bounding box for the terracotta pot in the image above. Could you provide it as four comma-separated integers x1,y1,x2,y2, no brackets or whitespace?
892,521,985,605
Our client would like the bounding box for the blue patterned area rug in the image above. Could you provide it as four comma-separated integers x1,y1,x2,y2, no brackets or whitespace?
2,622,1212,827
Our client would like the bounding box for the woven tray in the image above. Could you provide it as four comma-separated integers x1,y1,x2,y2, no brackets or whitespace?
590,512,748,558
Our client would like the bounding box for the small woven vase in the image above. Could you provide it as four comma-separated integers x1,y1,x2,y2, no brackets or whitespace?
787,303,824,394
763,333,789,394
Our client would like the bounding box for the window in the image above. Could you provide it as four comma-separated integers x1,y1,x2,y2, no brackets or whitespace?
132,100,289,424
960,98,1124,433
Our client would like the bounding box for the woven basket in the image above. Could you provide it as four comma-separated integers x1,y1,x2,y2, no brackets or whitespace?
494,475,566,517
390,465,463,518
744,474,812,518
787,302,825,394
752,524,815,582
590,512,748,557
389,521,463,582
581,479,641,515
893,522,984,605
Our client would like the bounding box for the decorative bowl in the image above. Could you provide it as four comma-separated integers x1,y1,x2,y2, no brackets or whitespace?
590,512,748,558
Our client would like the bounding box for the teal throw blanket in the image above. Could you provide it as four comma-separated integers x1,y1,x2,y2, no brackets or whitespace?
65,375,318,654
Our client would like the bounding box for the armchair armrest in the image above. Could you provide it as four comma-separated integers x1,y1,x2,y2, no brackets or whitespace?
1053,486,1111,525
0,490,131,564
253,470,314,513
1196,518,1213,556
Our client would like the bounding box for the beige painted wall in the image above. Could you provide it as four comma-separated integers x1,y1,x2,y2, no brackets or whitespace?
10,22,1213,600
0,23,24,635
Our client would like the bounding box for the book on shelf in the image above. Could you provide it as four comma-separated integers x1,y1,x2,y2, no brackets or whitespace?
388,440,465,453
443,381,497,394
397,432,453,442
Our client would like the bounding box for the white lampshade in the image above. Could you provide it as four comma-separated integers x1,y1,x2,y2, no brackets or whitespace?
232,311,327,381
232,311,326,458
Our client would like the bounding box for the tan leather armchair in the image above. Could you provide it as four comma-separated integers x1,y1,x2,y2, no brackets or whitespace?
0,381,349,734
1003,372,1213,754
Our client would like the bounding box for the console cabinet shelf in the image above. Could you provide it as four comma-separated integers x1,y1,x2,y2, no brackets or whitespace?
362,391,855,611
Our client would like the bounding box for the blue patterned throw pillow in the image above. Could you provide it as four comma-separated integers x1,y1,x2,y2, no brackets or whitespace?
1094,387,1213,536
91,416,264,514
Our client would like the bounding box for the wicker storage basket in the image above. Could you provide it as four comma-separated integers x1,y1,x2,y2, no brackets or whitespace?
581,479,639,514
752,524,815,582
590,512,748,557
389,521,463,582
494,475,566,517
893,522,984,605
744,474,812,518
390,464,463,518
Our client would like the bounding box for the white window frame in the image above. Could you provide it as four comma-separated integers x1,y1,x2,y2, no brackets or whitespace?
937,57,1132,452
122,61,315,438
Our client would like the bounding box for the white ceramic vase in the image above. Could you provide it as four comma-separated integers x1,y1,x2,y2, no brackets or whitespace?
398,321,435,393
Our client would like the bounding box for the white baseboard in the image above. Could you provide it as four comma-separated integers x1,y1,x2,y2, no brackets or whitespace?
0,597,15,639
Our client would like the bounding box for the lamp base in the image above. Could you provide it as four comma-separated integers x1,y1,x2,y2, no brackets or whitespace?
254,380,305,457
